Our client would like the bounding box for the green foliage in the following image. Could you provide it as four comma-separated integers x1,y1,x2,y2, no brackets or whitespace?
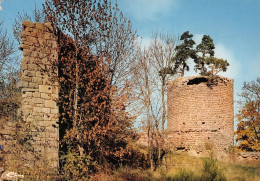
173,32,229,77
194,35,229,75
173,31,196,77
166,169,200,181
205,57,229,75
197,35,215,57
195,35,215,74
61,149,95,180
201,158,227,181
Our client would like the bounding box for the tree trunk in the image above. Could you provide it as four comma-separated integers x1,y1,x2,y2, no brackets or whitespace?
161,76,166,131
73,44,83,156
181,64,185,77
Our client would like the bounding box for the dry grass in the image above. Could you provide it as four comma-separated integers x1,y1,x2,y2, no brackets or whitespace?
92,152,260,181
0,151,259,180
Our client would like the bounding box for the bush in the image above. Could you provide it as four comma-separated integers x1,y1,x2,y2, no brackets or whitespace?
113,167,146,181
201,158,226,181
166,169,200,181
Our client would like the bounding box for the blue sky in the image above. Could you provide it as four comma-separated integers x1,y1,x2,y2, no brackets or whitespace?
0,0,259,112
118,0,260,109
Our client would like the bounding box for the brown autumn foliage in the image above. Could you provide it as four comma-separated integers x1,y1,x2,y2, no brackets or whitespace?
41,0,146,178
43,0,137,88
235,78,260,152
55,31,136,173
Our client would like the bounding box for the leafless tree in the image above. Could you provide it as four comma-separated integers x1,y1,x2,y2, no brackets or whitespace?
13,4,45,44
149,32,177,130
0,22,20,119
44,1,137,89
132,47,158,170
132,32,177,169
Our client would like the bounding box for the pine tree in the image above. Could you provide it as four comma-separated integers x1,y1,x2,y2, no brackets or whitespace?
173,31,196,77
195,35,215,75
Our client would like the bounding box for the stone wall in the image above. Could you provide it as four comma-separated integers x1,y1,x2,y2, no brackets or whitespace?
167,76,234,153
235,152,260,161
19,21,59,167
0,119,17,168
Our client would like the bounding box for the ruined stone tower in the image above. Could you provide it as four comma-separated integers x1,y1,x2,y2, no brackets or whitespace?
19,21,59,167
167,76,234,153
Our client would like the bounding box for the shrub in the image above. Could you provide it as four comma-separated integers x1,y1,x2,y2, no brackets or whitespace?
166,169,200,181
113,167,146,181
201,158,226,181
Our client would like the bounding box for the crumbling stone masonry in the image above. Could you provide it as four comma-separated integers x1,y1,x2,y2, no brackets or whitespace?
166,76,234,154
19,21,59,167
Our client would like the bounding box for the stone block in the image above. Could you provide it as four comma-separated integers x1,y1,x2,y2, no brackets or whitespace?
25,27,33,32
21,57,31,64
51,108,59,114
24,70,36,77
18,81,29,88
27,36,39,46
36,71,45,77
43,78,51,85
31,30,38,37
21,30,31,38
38,38,47,46
32,111,44,117
45,100,57,108
20,63,28,70
29,82,39,88
43,32,54,40
42,108,51,114
22,108,31,116
41,93,51,99
23,49,32,56
24,105,33,109
39,85,53,94
32,77,43,84
33,92,41,98
37,103,44,108
23,21,35,28
22,92,33,98
45,22,54,32
19,44,31,50
51,93,58,99
28,64,38,71
33,107,43,113
21,88,37,93
36,22,46,31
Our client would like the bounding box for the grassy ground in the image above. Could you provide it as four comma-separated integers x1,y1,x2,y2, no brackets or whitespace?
91,152,260,181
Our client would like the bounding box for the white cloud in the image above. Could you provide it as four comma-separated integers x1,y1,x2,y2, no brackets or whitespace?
0,0,3,11
137,36,152,50
124,0,179,20
214,43,240,79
